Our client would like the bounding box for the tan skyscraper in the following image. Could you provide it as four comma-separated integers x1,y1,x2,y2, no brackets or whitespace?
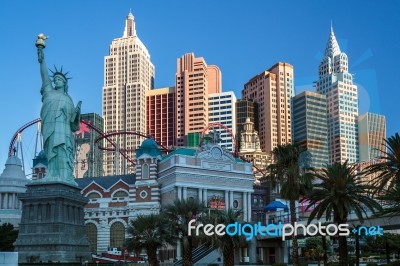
242,62,294,152
358,112,386,162
102,12,155,175
175,53,221,146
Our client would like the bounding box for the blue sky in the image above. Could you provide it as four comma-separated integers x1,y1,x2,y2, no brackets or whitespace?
0,0,399,170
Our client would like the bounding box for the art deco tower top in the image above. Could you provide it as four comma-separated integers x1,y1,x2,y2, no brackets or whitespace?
324,25,341,58
123,11,136,37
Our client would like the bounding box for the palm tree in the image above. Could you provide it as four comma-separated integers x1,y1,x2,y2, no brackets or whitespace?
163,198,206,266
126,213,175,266
306,161,381,266
368,133,400,190
204,208,246,266
267,143,313,266
376,180,400,216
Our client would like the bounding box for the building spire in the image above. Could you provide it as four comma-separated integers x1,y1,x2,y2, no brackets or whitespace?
123,11,136,37
325,22,341,58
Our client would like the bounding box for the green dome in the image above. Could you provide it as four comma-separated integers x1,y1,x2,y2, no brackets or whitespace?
37,150,46,158
136,136,161,158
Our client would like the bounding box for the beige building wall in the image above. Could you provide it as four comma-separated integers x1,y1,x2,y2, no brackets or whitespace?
358,112,386,162
207,65,222,94
102,12,155,175
242,62,294,153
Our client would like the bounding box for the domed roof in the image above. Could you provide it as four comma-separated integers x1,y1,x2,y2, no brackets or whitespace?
37,150,46,158
33,150,48,168
0,156,26,180
5,156,22,167
136,136,161,158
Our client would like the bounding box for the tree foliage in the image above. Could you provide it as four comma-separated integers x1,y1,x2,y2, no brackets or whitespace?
267,143,313,266
0,223,18,251
368,133,400,191
203,208,246,266
305,161,381,266
163,198,206,266
126,213,175,266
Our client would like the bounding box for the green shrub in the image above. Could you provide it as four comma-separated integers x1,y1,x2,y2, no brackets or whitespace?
272,264,287,266
366,263,378,266
207,264,219,266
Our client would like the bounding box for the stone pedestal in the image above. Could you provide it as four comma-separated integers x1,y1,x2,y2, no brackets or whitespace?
15,182,91,263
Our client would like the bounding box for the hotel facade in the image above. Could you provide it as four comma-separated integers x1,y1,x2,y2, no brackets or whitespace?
242,62,294,153
102,12,155,175
315,27,359,164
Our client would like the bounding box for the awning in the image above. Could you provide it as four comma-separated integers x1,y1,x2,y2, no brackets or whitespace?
264,200,289,212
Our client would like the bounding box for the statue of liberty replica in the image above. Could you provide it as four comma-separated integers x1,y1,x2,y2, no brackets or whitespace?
15,34,91,264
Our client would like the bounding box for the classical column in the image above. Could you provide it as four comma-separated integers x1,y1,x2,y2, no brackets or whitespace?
259,247,264,263
14,194,17,209
4,193,8,209
177,186,182,200
247,192,252,222
182,187,187,200
198,188,203,203
176,240,182,260
242,192,247,222
224,191,229,210
229,191,233,208
7,193,11,209
202,189,208,205
242,247,249,262
12,194,16,209
10,194,14,209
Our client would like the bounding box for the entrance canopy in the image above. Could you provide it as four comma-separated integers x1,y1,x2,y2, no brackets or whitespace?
264,200,289,212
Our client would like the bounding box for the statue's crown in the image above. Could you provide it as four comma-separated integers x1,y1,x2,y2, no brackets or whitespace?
49,66,71,83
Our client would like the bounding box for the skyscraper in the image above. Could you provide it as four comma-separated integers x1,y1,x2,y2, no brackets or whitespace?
208,91,237,152
293,91,329,168
146,87,176,148
358,112,386,162
102,12,155,175
175,53,221,146
74,113,104,178
242,62,294,153
235,99,259,147
316,26,359,164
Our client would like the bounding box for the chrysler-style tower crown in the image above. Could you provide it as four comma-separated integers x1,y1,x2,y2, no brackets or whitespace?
325,25,341,58
123,11,136,37
319,25,349,78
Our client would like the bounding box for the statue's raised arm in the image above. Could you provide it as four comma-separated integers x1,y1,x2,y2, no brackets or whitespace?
36,34,52,94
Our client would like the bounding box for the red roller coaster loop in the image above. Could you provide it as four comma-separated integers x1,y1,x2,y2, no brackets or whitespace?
200,123,238,155
8,118,42,157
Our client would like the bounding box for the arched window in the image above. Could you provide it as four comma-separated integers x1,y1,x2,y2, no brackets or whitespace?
112,191,128,201
142,163,149,179
87,192,101,202
86,223,98,253
110,222,125,249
